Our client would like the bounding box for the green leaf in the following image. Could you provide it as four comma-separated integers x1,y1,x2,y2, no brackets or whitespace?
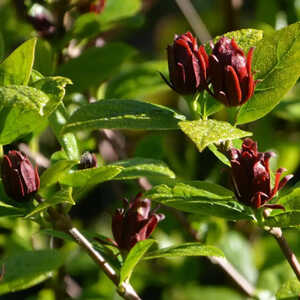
72,0,141,39
62,99,186,133
276,186,300,210
59,165,122,187
0,38,36,86
49,104,80,161
0,31,4,61
179,119,252,152
0,203,24,218
144,243,224,260
25,186,75,218
58,43,136,92
145,181,253,220
111,158,175,180
208,144,231,166
0,250,64,295
220,232,258,284
0,85,51,144
31,76,72,115
120,239,155,284
263,211,300,228
40,160,78,189
237,22,300,124
105,61,168,99
276,278,300,299
211,28,263,53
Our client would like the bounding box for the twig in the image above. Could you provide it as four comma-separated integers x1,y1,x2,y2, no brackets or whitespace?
174,0,211,43
138,178,255,297
46,207,141,300
268,227,300,281
171,208,255,297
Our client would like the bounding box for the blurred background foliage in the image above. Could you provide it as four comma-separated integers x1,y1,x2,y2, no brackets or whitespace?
0,0,300,299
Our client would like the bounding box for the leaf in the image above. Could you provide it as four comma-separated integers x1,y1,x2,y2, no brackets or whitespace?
0,204,24,218
276,186,300,210
39,160,78,188
111,158,175,180
208,144,231,166
25,186,75,218
144,243,224,260
219,232,258,284
0,38,36,86
263,211,300,228
58,43,136,92
120,239,155,283
211,28,264,53
31,76,72,115
72,0,141,39
59,165,122,187
237,22,300,124
49,104,80,161
0,31,4,61
0,86,50,144
62,99,186,133
105,61,169,99
0,250,64,295
276,279,300,299
179,119,252,152
145,181,253,220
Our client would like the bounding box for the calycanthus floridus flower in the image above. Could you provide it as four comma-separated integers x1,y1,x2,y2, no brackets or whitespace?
230,139,293,209
162,32,209,95
112,193,164,251
208,36,257,106
1,150,40,201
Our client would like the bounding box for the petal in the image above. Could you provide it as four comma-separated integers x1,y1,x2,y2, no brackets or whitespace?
271,168,286,197
246,47,255,75
262,204,285,210
224,65,242,106
209,54,223,93
278,174,294,191
20,159,37,194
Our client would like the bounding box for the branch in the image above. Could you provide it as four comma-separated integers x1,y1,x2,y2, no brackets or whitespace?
138,178,255,297
47,207,141,300
171,208,256,296
268,227,300,281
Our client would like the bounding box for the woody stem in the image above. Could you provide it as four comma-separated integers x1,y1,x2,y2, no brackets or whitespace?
171,208,256,297
36,195,141,300
268,226,300,281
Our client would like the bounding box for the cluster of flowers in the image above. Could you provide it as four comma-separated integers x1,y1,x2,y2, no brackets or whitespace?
163,32,257,107
0,31,293,252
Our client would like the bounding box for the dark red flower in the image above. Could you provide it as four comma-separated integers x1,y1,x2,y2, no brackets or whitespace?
1,151,40,201
112,193,164,251
230,139,293,209
78,152,97,169
90,0,106,14
162,32,209,95
208,37,257,106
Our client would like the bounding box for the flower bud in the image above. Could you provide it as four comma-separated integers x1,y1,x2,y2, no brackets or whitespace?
208,37,256,106
230,139,293,209
162,32,209,95
1,151,40,201
28,14,56,38
78,152,97,170
112,193,164,251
